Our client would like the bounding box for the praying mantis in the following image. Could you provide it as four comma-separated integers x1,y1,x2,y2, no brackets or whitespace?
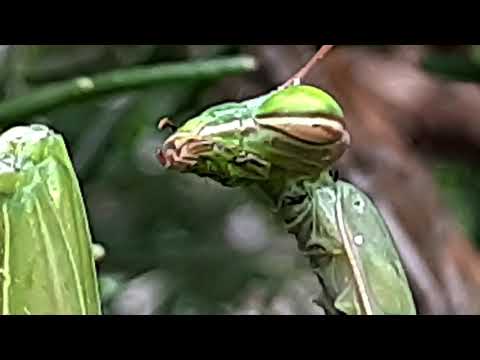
156,46,417,315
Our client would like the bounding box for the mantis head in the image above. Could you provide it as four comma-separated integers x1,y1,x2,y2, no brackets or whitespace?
157,85,350,187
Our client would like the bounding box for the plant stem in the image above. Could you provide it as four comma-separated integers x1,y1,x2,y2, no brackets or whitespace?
0,56,257,126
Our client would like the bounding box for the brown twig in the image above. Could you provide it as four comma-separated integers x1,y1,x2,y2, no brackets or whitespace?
280,45,335,88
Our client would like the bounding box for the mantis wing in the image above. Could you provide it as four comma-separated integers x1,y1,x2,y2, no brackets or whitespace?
335,181,417,315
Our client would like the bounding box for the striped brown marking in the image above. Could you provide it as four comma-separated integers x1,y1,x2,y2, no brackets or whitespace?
258,122,343,146
270,123,342,145
264,133,350,176
157,136,213,171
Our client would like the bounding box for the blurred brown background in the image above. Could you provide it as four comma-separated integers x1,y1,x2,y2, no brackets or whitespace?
2,45,480,314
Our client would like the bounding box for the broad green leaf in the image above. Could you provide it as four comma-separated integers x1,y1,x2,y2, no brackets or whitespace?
0,124,101,315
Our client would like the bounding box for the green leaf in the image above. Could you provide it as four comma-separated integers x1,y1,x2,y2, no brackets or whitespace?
0,124,101,314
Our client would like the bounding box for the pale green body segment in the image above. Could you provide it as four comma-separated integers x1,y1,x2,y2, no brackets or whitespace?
256,85,344,118
0,125,101,315
160,85,417,315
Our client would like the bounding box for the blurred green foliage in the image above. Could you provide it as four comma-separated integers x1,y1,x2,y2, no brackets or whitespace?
422,45,480,250
423,46,480,82
0,45,479,314
433,161,480,249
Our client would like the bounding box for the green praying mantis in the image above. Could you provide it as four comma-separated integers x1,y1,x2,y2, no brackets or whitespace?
156,50,417,315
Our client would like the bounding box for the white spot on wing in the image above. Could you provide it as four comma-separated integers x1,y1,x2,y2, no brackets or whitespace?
354,235,364,246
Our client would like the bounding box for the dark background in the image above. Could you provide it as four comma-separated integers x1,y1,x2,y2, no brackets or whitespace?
2,45,479,314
